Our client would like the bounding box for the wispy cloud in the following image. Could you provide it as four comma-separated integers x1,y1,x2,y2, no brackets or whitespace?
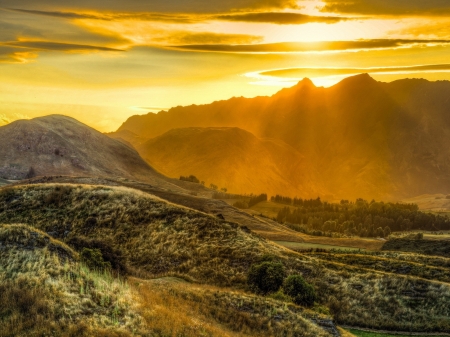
213,12,353,24
7,8,355,25
0,0,299,13
171,39,450,53
259,64,450,78
320,0,450,16
3,40,125,52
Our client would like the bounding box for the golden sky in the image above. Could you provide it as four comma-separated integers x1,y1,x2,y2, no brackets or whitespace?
1,0,450,131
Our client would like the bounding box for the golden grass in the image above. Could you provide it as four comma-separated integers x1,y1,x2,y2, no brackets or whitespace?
2,184,450,332
0,224,141,337
131,277,332,337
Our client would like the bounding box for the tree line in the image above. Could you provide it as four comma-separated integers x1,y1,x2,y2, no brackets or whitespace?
275,197,449,238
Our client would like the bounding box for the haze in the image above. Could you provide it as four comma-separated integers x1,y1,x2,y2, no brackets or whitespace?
2,0,450,131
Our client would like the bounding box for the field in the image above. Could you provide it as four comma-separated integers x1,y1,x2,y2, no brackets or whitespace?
2,184,450,334
402,194,450,214
220,199,385,251
348,329,438,337
274,241,366,252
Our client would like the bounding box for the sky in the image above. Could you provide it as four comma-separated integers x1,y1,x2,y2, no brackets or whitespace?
1,0,450,131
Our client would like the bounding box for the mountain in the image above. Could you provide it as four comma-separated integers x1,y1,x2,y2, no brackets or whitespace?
118,75,450,200
0,115,188,192
137,127,323,197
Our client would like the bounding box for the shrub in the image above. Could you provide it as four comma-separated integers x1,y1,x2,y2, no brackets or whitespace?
247,261,285,294
233,200,248,209
283,275,316,307
80,248,112,271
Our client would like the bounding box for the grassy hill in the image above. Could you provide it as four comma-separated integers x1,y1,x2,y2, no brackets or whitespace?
0,223,335,337
0,115,189,194
118,75,450,200
0,223,142,337
136,127,323,197
1,183,450,332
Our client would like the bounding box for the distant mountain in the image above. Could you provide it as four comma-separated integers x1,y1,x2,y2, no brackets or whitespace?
118,74,450,200
0,115,183,192
137,127,324,197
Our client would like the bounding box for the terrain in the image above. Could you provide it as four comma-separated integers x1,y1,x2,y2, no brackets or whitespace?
135,127,322,197
0,115,189,194
1,183,450,335
116,75,450,200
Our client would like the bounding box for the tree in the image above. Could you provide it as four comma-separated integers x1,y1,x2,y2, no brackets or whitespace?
210,184,218,190
283,275,316,307
247,261,285,294
25,167,36,179
221,187,227,193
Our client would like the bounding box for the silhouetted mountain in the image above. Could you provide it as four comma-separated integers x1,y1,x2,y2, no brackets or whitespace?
118,74,450,199
138,127,323,196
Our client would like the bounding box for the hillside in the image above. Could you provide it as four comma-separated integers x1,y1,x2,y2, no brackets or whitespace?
1,183,450,332
137,127,323,197
0,115,192,194
0,223,143,336
118,75,450,200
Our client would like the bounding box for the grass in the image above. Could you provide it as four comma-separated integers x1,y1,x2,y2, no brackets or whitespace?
382,238,450,258
348,329,444,337
275,241,366,251
0,225,335,337
1,184,450,333
132,277,332,337
0,224,141,337
304,251,450,283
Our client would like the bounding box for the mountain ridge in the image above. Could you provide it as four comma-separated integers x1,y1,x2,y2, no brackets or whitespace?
117,74,450,199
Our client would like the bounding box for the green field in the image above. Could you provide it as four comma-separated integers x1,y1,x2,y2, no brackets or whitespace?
274,241,366,251
349,329,438,337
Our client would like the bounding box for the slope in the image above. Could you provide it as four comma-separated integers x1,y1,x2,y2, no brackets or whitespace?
1,183,450,332
0,114,190,193
138,127,322,197
118,75,450,200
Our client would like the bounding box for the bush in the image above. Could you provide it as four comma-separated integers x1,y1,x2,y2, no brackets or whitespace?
247,261,285,294
283,275,316,307
80,248,112,271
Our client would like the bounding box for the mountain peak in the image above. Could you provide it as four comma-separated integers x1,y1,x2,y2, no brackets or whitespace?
297,77,316,88
333,73,378,90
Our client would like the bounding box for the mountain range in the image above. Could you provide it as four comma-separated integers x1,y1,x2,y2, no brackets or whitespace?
115,74,450,200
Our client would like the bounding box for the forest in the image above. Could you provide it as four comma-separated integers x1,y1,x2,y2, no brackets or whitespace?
273,197,450,238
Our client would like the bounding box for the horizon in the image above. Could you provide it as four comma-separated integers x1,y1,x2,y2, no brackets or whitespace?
1,73,446,132
2,0,450,131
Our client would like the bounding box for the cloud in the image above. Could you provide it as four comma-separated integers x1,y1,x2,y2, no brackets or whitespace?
393,20,450,39
0,0,298,13
8,8,353,26
2,41,124,52
214,12,352,24
155,32,263,45
7,8,199,24
171,39,450,53
320,0,450,16
0,45,38,63
259,64,450,78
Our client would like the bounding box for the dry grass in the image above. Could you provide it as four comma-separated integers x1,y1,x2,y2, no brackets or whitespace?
1,184,450,332
303,251,450,283
0,224,142,337
131,278,333,337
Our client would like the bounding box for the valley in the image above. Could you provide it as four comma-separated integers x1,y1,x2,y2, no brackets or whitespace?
1,76,450,336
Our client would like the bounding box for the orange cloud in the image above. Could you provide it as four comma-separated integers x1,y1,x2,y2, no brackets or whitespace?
171,39,450,53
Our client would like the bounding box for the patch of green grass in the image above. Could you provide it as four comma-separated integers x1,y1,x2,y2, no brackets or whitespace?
349,329,435,337
275,241,365,251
